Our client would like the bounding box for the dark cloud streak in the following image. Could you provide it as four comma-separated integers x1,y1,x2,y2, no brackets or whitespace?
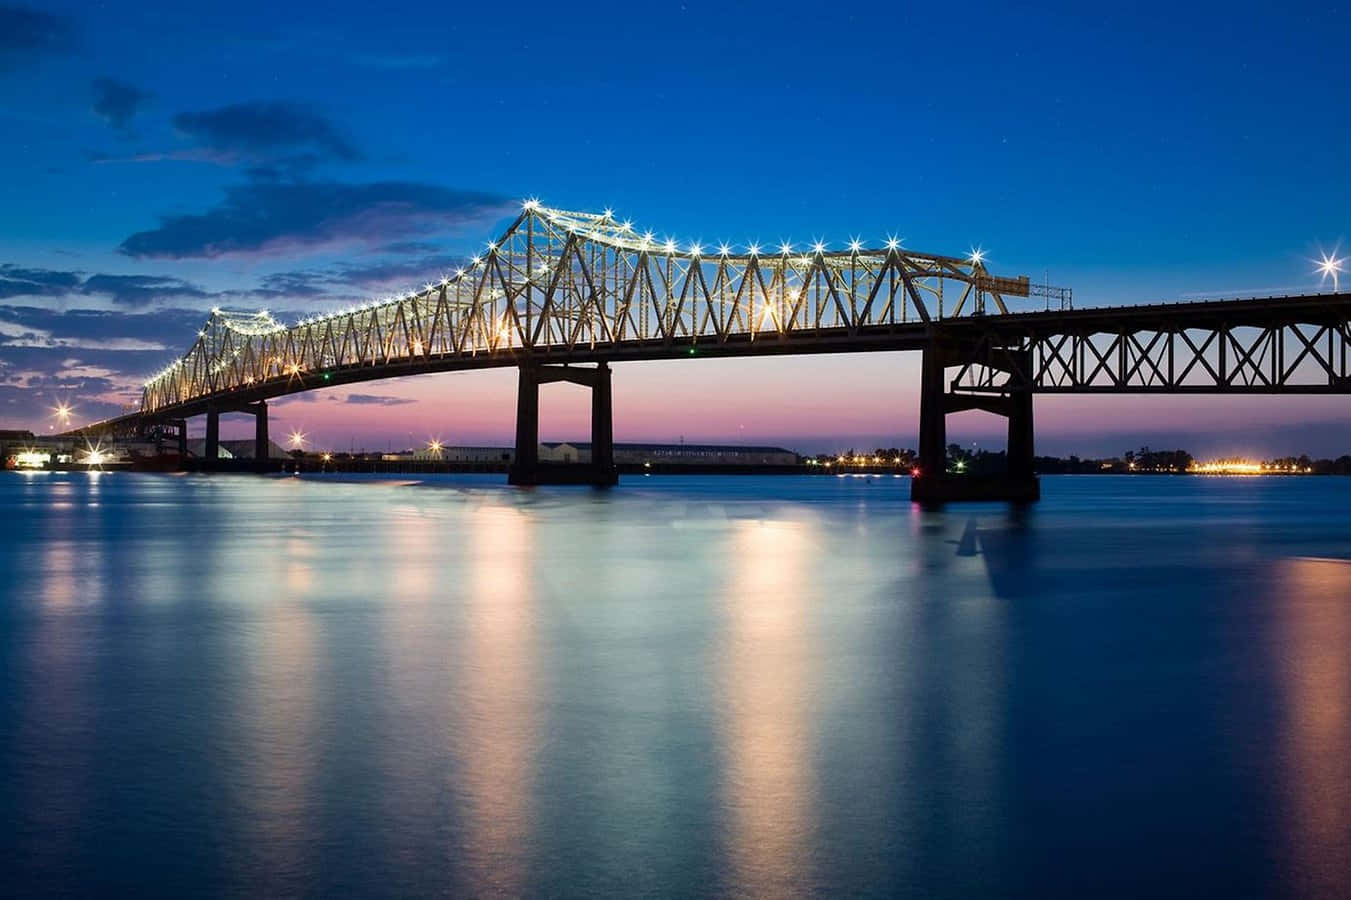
92,78,152,130
172,100,361,164
0,265,82,299
0,4,73,63
119,180,510,260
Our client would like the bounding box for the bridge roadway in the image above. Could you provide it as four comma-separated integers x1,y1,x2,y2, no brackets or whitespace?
60,205,1351,500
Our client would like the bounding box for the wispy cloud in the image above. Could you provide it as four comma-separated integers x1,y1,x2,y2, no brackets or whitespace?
342,392,417,406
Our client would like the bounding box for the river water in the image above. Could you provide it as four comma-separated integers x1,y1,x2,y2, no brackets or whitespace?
2,472,1348,897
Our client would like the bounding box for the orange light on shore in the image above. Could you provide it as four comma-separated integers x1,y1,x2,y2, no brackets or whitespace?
1188,460,1313,475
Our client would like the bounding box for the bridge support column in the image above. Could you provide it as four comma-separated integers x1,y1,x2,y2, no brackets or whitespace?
174,419,188,459
910,341,1039,504
509,363,619,487
1007,364,1035,481
591,362,615,476
204,407,220,469
252,401,269,473
509,366,540,483
917,344,947,480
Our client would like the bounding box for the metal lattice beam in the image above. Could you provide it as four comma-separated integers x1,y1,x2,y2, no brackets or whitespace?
139,204,1047,416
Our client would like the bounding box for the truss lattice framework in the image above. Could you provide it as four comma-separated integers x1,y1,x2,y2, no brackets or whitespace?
141,204,1065,413
948,316,1351,394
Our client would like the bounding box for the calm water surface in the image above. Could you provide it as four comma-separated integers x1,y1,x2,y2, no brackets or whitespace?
2,472,1349,897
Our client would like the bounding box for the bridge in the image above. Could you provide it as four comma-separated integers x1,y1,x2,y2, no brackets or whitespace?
68,202,1351,500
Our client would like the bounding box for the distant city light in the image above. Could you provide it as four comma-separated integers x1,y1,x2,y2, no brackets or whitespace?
53,402,73,424
288,429,308,449
427,438,443,455
14,449,49,469
78,442,107,466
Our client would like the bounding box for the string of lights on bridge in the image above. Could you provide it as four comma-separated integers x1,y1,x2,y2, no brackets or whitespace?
138,199,1002,389
135,201,1346,392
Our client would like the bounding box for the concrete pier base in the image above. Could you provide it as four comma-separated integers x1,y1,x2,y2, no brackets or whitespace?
910,474,1040,504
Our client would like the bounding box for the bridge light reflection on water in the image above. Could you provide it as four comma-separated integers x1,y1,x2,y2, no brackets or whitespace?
4,475,1351,894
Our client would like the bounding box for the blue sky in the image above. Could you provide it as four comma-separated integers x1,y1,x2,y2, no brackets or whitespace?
2,1,1348,455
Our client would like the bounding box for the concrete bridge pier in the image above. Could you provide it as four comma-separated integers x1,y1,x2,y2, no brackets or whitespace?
199,402,270,472
509,362,618,486
204,406,220,469
250,401,269,472
911,343,1039,503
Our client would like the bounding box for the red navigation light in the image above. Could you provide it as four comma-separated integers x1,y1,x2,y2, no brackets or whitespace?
911,467,922,477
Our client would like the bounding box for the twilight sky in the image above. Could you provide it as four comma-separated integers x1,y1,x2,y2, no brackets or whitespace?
2,0,1348,456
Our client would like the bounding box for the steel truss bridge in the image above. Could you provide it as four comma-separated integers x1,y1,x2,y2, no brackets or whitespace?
69,203,1351,500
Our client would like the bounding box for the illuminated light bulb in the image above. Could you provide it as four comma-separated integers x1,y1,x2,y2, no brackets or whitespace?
748,243,760,256
718,243,731,256
969,246,986,265
456,268,466,277
689,243,702,256
471,255,481,265
522,197,540,210
602,208,614,219
642,230,655,244
1316,251,1345,291
486,241,496,251
885,236,900,251
812,241,826,254
779,241,793,255
663,238,677,253
849,238,862,252
621,220,634,232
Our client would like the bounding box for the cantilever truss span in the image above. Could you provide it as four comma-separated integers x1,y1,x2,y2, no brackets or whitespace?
139,204,1067,416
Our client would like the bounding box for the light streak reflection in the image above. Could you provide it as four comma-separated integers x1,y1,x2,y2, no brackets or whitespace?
720,517,817,897
1273,557,1351,897
456,504,538,896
